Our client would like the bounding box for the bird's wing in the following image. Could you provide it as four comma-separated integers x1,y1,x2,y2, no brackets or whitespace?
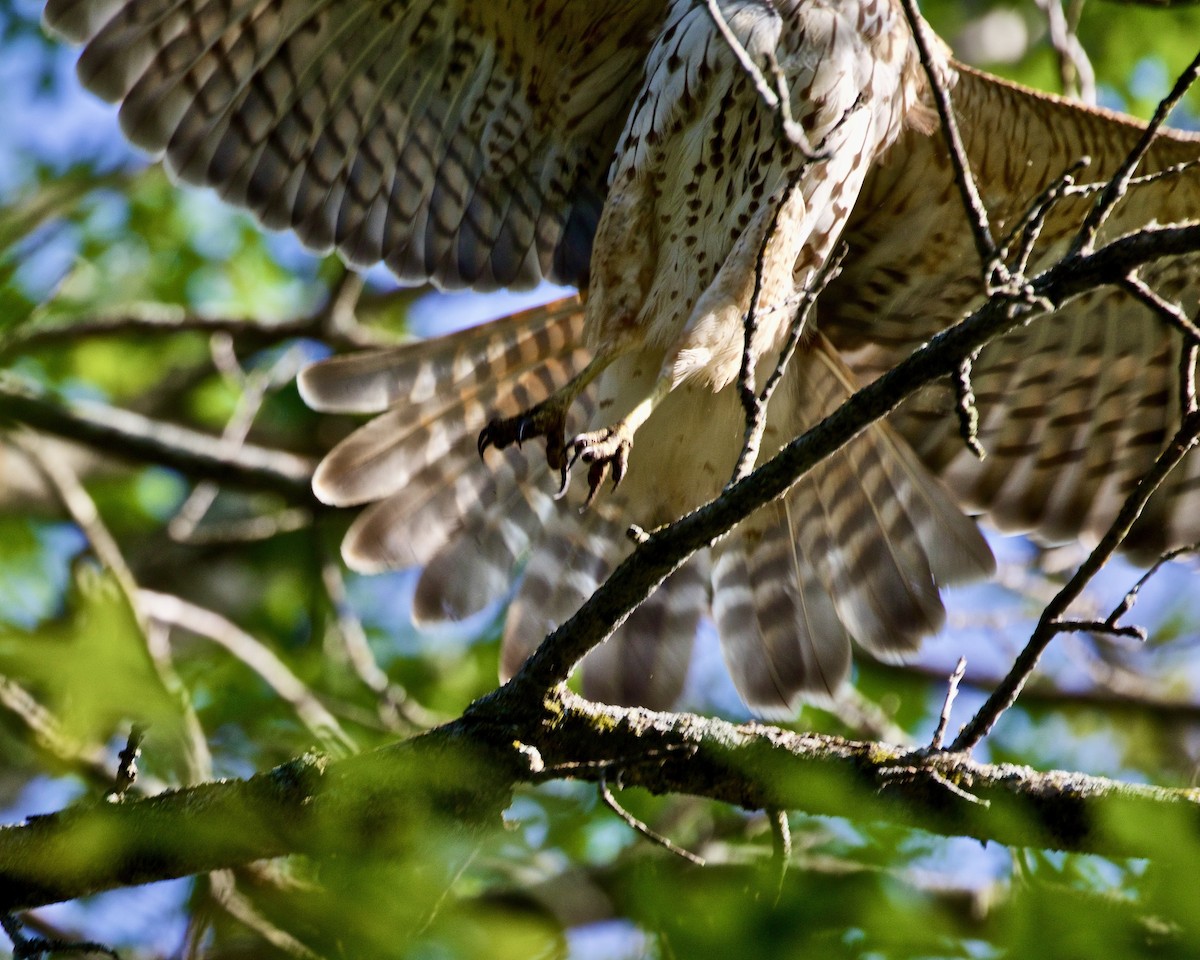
826,64,1200,559
44,0,669,290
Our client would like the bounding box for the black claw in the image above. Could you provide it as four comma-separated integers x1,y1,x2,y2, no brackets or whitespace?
611,449,627,489
478,425,493,458
583,460,608,510
554,461,573,500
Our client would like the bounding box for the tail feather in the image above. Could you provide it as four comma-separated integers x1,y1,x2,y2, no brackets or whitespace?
712,508,852,717
739,335,992,671
298,296,586,415
300,309,994,715
342,441,527,573
812,427,946,656
310,360,578,507
412,453,554,623
882,433,997,588
500,503,630,683
581,554,709,711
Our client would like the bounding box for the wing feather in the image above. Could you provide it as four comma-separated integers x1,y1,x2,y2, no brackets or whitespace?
45,0,671,289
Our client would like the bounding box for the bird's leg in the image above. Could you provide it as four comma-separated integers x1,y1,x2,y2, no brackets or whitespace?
567,372,674,507
478,346,625,482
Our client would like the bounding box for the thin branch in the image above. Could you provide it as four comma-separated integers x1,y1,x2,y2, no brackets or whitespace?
1120,273,1200,343
1108,542,1200,627
13,430,216,785
898,0,997,269
0,676,123,791
138,591,357,758
767,809,791,903
0,377,318,504
0,270,396,362
108,724,146,801
208,871,322,960
953,403,1200,751
733,239,844,484
9,431,141,618
1,914,117,960
1003,158,1091,280
599,774,705,866
867,659,1200,724
169,342,308,543
1071,47,1200,256
952,354,985,460
319,552,438,732
930,657,967,750
1055,619,1148,643
702,0,820,156
1066,159,1200,197
1036,0,1096,103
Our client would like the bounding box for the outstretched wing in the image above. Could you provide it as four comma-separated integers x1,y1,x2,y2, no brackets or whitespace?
828,65,1200,559
44,0,669,289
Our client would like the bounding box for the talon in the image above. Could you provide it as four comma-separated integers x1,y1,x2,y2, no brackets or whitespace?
554,460,572,500
611,446,628,489
478,423,495,458
566,440,586,475
474,401,570,471
583,460,609,510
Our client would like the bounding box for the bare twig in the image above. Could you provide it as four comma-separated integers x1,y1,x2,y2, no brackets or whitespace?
735,168,806,482
169,343,308,543
1107,542,1200,627
0,270,390,363
599,774,706,866
1066,159,1200,197
867,658,1200,723
9,431,141,618
733,239,845,484
108,723,147,801
1072,47,1200,256
952,355,985,460
898,0,997,270
1,914,118,960
953,400,1200,751
1120,273,1200,344
319,553,438,732
0,676,120,790
931,658,967,750
767,808,791,903
138,591,356,757
1055,619,1148,643
1036,0,1096,103
702,0,820,156
0,377,317,504
208,871,322,960
1003,158,1091,280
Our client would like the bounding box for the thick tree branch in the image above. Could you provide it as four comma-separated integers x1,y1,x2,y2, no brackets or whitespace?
5,687,1200,912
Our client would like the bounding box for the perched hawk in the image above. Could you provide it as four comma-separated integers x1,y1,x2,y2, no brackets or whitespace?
45,0,1200,714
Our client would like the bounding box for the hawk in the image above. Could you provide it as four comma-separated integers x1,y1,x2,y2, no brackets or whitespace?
45,0,1200,715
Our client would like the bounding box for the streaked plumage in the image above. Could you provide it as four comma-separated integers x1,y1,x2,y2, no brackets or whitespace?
44,0,1200,714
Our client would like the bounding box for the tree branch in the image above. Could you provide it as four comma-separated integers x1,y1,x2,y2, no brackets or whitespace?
6,687,1200,912
0,377,318,505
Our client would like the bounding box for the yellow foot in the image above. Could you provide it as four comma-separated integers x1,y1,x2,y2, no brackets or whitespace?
565,424,633,508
